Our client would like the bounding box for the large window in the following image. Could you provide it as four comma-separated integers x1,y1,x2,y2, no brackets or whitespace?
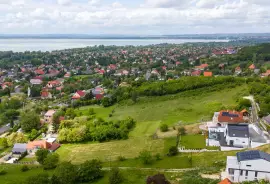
245,171,248,176
228,168,235,175
240,170,243,176
255,171,258,177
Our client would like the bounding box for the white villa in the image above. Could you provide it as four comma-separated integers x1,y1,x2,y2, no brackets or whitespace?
206,110,268,150
223,150,270,183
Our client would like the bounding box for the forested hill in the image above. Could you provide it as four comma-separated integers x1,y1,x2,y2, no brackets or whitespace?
238,43,270,61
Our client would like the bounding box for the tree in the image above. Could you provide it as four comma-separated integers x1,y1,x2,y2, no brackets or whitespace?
43,153,59,170
160,124,168,132
77,159,103,182
109,168,124,184
20,111,40,132
0,138,8,148
102,97,112,107
168,146,178,156
23,173,50,184
139,150,153,165
65,108,76,119
54,162,77,184
178,127,186,136
35,149,49,165
29,129,38,140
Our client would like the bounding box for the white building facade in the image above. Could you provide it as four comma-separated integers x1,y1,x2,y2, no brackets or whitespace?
225,151,270,183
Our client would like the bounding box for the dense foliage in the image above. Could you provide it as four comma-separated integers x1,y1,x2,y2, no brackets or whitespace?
248,78,270,117
23,159,103,184
58,117,136,143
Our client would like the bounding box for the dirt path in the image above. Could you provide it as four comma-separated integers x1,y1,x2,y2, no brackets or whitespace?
102,167,196,173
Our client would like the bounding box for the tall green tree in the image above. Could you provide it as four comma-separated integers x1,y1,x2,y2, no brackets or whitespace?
76,159,103,182
53,162,77,184
20,111,40,132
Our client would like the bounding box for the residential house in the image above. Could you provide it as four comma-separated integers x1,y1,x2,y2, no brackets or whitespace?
249,64,256,70
261,70,270,78
72,90,86,100
1,82,13,89
34,69,45,75
30,78,43,85
92,87,105,100
224,150,270,183
27,140,60,155
41,88,52,99
191,70,201,76
64,72,71,78
44,110,56,123
235,66,242,75
47,80,61,88
12,143,27,156
204,71,213,77
207,110,267,150
195,64,209,70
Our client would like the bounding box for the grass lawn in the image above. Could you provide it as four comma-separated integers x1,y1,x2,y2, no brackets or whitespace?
57,137,165,164
0,165,51,184
18,157,36,162
180,135,206,149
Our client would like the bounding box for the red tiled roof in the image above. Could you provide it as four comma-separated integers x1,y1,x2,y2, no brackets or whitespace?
204,71,213,77
249,64,255,70
219,178,232,184
27,140,50,150
192,70,201,76
72,90,86,99
35,69,45,75
218,110,244,123
49,143,61,151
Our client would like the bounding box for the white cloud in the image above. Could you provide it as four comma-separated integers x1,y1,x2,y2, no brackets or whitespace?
196,0,220,8
0,0,269,34
57,0,71,6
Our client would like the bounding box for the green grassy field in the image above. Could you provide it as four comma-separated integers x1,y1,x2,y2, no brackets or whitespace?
76,85,247,125
0,165,52,184
57,85,247,164
180,135,206,149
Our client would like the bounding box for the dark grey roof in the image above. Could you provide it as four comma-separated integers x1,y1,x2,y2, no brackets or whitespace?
228,124,249,138
12,143,27,153
237,150,270,162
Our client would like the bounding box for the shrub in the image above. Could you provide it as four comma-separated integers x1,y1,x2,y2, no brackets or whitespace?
178,127,186,136
139,150,153,165
0,169,7,175
117,156,126,162
168,146,178,156
21,165,29,172
160,124,168,132
155,153,162,161
109,168,124,184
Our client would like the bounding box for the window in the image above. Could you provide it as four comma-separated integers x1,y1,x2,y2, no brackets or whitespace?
246,165,251,167
255,171,258,177
245,171,248,176
229,168,235,175
240,170,243,176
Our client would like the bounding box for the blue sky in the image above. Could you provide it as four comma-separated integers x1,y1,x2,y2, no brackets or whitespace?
0,0,269,34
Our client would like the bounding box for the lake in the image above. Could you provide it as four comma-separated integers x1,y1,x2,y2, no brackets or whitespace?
0,39,229,52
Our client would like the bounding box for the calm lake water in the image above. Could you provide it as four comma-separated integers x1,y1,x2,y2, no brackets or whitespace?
0,39,229,52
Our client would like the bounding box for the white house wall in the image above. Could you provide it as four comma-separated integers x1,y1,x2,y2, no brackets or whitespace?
226,158,270,182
